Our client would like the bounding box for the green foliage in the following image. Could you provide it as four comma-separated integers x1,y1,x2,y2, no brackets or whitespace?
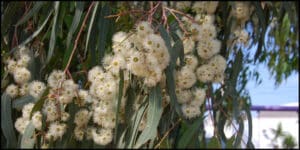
13,95,35,109
264,123,298,148
134,86,163,148
1,93,17,148
177,117,203,148
21,122,35,148
1,1,298,149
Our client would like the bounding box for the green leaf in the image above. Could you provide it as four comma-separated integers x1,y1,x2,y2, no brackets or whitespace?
56,2,68,38
281,13,291,44
30,88,50,118
124,81,136,124
177,117,203,148
66,2,85,50
231,49,243,87
21,122,35,148
159,25,173,67
85,2,99,58
207,136,221,149
62,102,78,148
62,43,74,69
134,86,163,148
127,98,148,148
245,108,255,148
1,2,23,36
17,134,22,148
117,127,127,148
170,31,184,66
80,140,93,148
45,2,60,64
8,9,53,56
114,70,124,145
27,49,38,80
96,4,111,64
1,71,9,90
159,25,182,116
15,2,45,26
12,95,35,109
233,118,244,148
1,93,17,148
226,135,235,148
253,1,267,62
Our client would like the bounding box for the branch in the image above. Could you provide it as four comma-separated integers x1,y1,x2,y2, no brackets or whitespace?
154,118,182,149
63,2,95,73
163,7,190,36
104,10,146,19
164,7,197,24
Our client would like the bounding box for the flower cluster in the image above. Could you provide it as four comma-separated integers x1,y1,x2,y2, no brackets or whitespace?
173,1,227,119
231,2,252,46
5,47,31,98
109,21,170,87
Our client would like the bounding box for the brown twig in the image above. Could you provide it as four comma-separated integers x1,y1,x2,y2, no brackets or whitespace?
164,7,197,24
148,2,161,24
66,69,73,80
105,10,146,19
207,84,248,146
161,5,169,32
163,6,190,36
148,2,153,23
154,118,182,149
64,2,95,73
216,103,248,146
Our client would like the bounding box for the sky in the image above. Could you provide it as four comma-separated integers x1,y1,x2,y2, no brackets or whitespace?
246,64,299,106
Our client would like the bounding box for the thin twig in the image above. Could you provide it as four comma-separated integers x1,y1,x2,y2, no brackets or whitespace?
161,5,169,32
64,2,95,73
154,118,182,149
163,7,190,36
164,7,197,24
207,84,248,146
12,2,33,48
216,104,248,146
105,10,146,19
148,2,153,23
66,69,73,80
148,2,161,24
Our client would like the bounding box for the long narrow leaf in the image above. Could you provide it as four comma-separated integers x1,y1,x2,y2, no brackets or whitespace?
84,2,99,58
12,95,35,109
114,70,124,145
159,25,182,116
21,122,35,148
117,127,128,148
1,93,17,148
134,86,163,148
1,2,23,35
62,44,74,69
170,31,184,66
207,136,221,148
30,88,50,118
46,2,60,64
233,118,244,148
66,2,85,50
63,102,78,148
8,9,53,56
15,2,45,26
177,117,203,148
245,108,254,148
96,4,111,64
127,98,148,148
